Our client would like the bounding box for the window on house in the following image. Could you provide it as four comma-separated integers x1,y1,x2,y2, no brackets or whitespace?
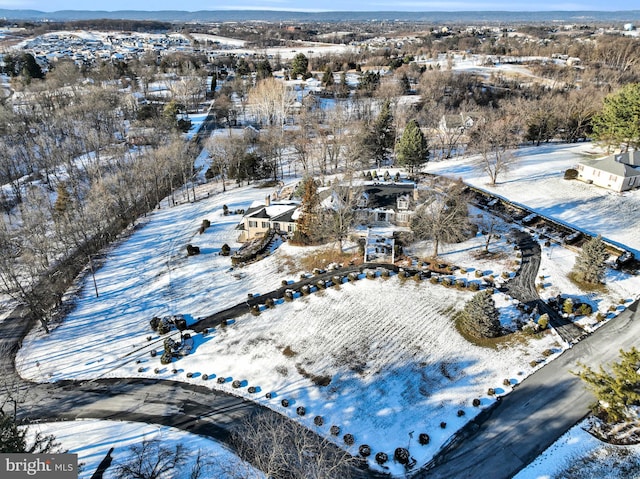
248,221,258,227
397,198,409,210
261,221,269,228
273,223,280,230
609,174,616,181
630,177,636,186
288,224,294,232
396,212,409,223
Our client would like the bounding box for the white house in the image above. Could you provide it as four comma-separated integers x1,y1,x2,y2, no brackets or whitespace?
576,151,640,192
237,196,300,242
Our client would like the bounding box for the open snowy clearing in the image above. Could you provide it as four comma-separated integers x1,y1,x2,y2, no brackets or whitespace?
25,419,263,479
16,154,640,474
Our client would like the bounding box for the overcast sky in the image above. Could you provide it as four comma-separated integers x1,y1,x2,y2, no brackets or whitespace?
0,0,637,12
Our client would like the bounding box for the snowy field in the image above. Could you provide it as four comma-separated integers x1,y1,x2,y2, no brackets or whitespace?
16,149,640,475
25,420,263,479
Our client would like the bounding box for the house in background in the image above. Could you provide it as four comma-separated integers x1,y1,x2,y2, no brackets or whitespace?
576,151,640,192
237,196,299,242
438,113,478,135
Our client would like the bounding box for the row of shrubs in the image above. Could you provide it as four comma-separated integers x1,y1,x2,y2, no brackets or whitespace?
273,394,432,468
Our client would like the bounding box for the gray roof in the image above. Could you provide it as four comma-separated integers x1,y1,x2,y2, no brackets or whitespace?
580,155,640,178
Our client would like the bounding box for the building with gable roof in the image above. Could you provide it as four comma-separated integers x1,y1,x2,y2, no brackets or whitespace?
237,196,300,242
576,151,640,192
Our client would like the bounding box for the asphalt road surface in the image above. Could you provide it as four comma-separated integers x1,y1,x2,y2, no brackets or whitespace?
418,299,639,478
2,254,638,479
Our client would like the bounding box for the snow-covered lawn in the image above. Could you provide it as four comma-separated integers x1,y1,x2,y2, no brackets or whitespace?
25,420,263,479
15,142,640,476
515,417,640,479
427,142,640,257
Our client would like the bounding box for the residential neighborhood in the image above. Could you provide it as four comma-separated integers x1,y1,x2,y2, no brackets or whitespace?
1,5,640,479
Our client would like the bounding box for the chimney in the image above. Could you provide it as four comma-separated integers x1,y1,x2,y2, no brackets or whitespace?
265,195,271,207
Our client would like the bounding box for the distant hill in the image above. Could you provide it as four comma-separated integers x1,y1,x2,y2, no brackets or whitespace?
0,9,639,24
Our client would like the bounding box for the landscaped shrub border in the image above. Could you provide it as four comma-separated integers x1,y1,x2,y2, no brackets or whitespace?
169,257,525,471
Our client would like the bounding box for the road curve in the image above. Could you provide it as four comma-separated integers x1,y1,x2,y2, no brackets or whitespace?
416,299,639,479
3,252,639,479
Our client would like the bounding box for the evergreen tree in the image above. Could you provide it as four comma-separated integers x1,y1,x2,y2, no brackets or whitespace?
459,290,501,338
322,65,334,88
365,100,395,168
396,119,429,174
255,60,272,81
0,415,61,454
293,177,320,244
236,57,250,77
592,83,640,151
291,53,309,79
572,235,608,284
358,70,380,93
21,53,44,80
575,347,640,423
400,73,411,94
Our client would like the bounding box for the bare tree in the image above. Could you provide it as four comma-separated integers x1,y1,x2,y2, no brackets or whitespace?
468,108,522,185
474,212,506,254
231,411,356,479
248,77,294,127
411,182,471,257
317,174,362,252
115,439,185,479
206,133,249,192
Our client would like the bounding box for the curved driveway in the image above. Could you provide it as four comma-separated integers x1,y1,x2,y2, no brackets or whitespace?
2,246,639,479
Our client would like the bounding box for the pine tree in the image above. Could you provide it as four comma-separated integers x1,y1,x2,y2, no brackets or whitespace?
256,60,272,81
291,53,309,79
293,177,320,245
396,119,429,174
365,100,395,168
322,65,334,88
210,73,217,95
0,415,61,453
572,235,608,284
592,83,640,151
575,347,640,423
459,290,501,338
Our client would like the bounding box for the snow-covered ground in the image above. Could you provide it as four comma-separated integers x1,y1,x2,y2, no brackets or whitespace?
427,142,640,258
25,420,263,479
515,417,640,479
16,144,640,475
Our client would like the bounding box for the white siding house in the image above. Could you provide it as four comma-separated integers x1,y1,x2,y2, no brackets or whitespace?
577,152,640,192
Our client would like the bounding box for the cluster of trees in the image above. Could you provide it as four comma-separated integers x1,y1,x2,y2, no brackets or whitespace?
0,68,199,332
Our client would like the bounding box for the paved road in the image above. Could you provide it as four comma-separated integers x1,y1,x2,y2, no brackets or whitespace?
2,243,639,479
418,299,639,479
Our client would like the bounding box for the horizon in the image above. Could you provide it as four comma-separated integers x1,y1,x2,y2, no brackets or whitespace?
1,1,638,13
